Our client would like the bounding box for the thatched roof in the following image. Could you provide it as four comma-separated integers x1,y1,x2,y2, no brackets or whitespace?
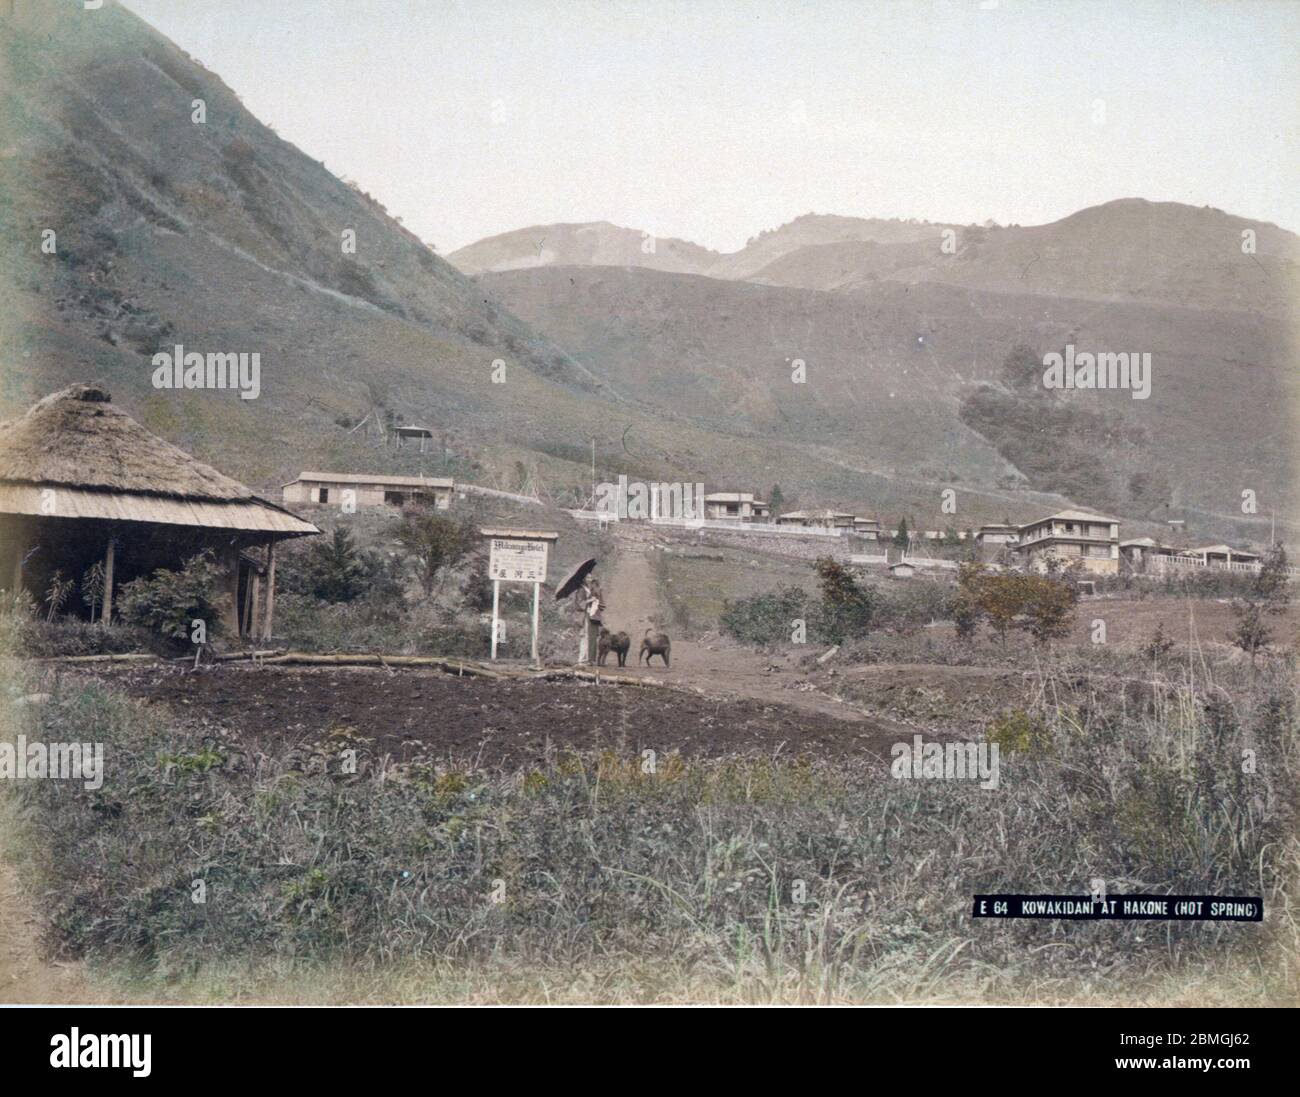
0,384,316,537
0,382,249,499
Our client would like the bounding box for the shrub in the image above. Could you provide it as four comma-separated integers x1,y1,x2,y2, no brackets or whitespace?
813,557,872,642
986,708,1051,756
395,510,477,598
118,551,226,643
720,585,811,646
282,527,404,606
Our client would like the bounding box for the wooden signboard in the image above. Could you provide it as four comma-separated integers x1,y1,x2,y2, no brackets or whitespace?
480,528,558,665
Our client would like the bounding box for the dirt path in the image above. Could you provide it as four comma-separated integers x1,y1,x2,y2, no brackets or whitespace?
0,852,96,1004
604,543,880,726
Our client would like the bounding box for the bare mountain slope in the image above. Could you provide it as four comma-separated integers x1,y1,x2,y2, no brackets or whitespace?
0,2,1039,521
482,264,1298,538
706,213,958,282
786,200,1300,314
448,222,720,276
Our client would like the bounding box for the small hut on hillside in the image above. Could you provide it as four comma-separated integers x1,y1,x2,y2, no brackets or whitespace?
0,383,318,638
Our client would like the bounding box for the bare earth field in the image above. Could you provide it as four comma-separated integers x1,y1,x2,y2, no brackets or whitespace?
83,664,899,767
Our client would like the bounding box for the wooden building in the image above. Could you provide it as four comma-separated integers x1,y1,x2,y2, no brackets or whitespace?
282,471,454,510
0,383,317,638
976,523,1019,545
702,491,769,521
852,517,883,540
1012,509,1120,575
776,509,856,530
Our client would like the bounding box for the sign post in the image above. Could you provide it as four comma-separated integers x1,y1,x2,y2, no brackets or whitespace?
482,528,558,667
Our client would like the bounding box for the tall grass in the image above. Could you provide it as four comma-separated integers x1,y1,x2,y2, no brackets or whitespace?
2,651,1295,1004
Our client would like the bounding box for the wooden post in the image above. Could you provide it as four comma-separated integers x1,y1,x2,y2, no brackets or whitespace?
530,580,540,667
261,541,276,641
251,573,261,637
11,538,25,597
490,579,501,660
102,536,115,626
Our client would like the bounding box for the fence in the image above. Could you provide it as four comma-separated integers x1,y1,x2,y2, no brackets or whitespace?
569,510,849,539
1151,554,1300,577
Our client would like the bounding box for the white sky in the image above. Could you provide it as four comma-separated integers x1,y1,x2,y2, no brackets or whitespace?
121,0,1300,253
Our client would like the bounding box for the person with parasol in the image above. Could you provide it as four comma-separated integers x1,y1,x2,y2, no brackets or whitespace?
554,557,604,665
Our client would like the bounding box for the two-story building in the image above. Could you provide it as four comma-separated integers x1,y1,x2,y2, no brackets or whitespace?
852,516,883,540
976,523,1020,545
1012,510,1120,574
702,491,769,521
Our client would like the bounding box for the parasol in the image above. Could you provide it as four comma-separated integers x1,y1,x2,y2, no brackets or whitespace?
554,557,598,601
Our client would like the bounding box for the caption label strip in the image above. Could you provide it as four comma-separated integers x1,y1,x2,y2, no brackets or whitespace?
972,895,1262,921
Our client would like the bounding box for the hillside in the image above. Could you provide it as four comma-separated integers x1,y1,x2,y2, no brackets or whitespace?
448,222,719,277
0,1,1046,525
2,0,1294,546
482,264,1299,538
767,200,1300,314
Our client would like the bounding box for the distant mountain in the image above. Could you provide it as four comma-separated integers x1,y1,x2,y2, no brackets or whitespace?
4,0,1293,541
482,262,1298,538
454,202,1300,315
448,213,957,282
448,222,720,276
707,213,958,282
763,200,1300,313
0,1,1003,518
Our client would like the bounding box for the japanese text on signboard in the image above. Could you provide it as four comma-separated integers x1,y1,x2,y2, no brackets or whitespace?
488,538,549,583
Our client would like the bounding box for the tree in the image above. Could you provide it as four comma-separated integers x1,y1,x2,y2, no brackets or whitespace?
81,561,105,623
1017,573,1078,646
893,517,910,551
954,564,1076,649
813,556,872,642
768,485,785,515
43,571,74,623
304,527,368,603
395,510,476,597
1231,547,1289,666
953,563,985,641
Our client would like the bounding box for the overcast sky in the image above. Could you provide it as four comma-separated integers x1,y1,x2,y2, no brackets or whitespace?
121,0,1299,254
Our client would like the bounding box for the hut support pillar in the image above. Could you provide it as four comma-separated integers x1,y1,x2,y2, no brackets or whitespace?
102,537,115,626
261,541,276,641
10,539,25,597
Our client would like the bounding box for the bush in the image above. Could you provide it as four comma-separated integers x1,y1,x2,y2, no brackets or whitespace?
0,613,151,658
813,557,873,643
395,510,477,598
281,527,404,606
117,551,226,643
872,580,955,632
720,585,811,646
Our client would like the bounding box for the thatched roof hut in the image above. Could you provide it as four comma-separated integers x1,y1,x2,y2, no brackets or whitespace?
0,383,318,638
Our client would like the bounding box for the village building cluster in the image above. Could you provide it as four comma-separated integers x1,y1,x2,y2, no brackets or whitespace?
0,385,1277,636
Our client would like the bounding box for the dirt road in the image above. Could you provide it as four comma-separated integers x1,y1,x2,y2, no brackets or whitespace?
0,854,95,1004
604,543,875,725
